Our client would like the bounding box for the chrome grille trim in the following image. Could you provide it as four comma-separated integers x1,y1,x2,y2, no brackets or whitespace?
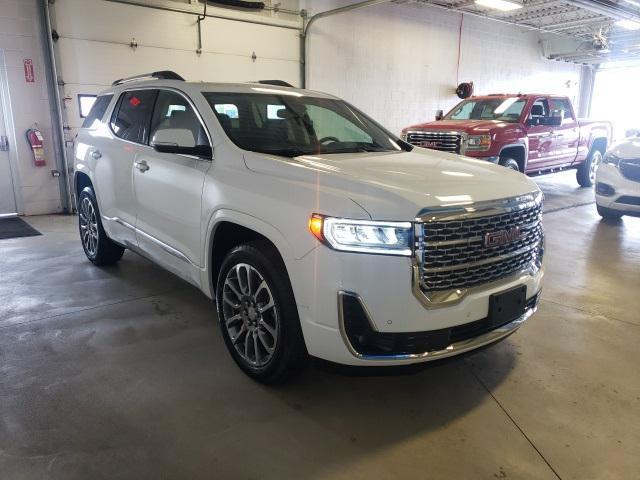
412,192,544,306
405,130,464,153
620,158,640,183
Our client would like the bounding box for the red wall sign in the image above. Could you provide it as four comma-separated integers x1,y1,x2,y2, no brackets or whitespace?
23,59,35,83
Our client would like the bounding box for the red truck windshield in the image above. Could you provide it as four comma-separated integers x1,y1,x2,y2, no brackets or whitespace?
446,97,527,123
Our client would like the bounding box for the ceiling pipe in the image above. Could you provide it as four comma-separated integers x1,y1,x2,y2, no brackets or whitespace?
301,0,394,88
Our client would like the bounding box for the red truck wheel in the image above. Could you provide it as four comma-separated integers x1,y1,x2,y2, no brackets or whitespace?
577,150,602,187
500,158,521,172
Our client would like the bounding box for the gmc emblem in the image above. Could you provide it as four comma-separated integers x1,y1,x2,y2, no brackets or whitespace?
484,226,523,248
421,141,439,148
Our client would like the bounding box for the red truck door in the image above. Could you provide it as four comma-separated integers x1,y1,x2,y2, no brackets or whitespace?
525,98,555,171
549,98,580,166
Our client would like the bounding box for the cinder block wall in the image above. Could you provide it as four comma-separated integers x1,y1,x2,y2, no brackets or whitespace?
0,0,62,215
305,0,583,134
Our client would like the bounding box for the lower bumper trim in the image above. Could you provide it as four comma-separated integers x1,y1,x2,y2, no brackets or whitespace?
339,291,539,362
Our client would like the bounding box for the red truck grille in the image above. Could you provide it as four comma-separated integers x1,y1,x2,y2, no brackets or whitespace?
406,131,462,153
620,159,640,183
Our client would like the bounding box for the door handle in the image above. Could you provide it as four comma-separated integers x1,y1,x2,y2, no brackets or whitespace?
134,160,149,172
91,150,102,160
0,135,8,151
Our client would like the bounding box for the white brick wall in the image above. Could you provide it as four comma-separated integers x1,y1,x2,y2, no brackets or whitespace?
305,0,583,134
0,0,62,215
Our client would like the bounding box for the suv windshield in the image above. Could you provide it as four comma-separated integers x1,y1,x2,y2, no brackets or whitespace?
203,91,403,157
446,97,526,123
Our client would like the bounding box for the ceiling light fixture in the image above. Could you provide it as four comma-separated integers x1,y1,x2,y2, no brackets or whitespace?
616,18,640,30
475,0,523,12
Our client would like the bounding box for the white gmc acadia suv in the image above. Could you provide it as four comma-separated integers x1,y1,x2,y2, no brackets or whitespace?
74,72,545,383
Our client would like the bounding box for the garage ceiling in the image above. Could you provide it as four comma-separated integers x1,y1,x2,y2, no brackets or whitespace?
398,0,640,64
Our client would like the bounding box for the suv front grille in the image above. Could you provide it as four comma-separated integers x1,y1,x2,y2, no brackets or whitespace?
418,195,544,292
406,131,462,153
620,159,640,183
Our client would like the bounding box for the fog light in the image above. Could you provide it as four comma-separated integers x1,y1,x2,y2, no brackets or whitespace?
596,182,615,196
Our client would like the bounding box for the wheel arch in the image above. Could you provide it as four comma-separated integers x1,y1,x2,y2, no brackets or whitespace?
74,171,93,209
589,136,608,155
499,144,528,172
203,210,297,300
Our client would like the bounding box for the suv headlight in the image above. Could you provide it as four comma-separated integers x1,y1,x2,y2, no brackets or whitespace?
309,214,413,256
466,135,491,151
603,152,621,167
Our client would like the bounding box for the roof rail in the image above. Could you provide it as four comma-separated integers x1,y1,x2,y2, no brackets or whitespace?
112,71,185,86
257,80,295,88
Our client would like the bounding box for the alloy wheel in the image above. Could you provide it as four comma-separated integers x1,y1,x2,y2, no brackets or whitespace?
221,263,279,367
79,197,99,257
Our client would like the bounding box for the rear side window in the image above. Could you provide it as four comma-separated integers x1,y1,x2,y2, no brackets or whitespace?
550,98,575,122
81,94,113,129
110,89,158,144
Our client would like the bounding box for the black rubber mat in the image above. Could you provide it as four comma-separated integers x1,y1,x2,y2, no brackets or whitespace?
0,217,42,240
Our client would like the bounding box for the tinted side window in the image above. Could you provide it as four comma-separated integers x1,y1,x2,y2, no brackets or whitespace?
81,94,113,129
149,90,209,147
111,90,157,144
550,98,575,122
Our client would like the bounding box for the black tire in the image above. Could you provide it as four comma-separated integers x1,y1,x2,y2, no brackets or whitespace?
597,204,623,220
577,149,602,187
499,157,521,172
216,240,307,384
78,187,125,266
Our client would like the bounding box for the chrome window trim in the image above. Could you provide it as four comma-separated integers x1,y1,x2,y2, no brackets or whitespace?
338,289,538,361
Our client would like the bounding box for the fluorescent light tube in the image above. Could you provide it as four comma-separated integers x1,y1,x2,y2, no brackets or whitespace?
475,0,523,11
616,19,640,30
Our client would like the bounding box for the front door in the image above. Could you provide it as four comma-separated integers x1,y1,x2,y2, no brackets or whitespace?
525,98,555,171
0,68,17,216
133,89,211,284
549,97,580,165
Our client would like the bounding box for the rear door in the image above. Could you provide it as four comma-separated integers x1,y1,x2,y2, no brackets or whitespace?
133,89,210,282
93,89,157,247
549,97,580,165
525,98,555,171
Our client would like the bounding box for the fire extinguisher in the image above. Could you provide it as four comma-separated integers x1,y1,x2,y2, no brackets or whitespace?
26,126,46,167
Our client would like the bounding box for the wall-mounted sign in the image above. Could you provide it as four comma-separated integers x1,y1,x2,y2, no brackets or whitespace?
23,59,35,83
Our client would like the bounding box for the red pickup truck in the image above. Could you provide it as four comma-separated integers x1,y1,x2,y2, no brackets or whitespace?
401,94,612,187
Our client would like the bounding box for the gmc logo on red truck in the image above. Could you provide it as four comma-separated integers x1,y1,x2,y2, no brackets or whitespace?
484,226,523,248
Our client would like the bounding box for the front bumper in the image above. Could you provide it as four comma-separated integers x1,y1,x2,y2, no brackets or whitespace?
596,163,640,216
290,246,544,366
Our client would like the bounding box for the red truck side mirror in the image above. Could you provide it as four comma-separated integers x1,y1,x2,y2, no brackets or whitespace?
548,115,562,127
435,110,444,121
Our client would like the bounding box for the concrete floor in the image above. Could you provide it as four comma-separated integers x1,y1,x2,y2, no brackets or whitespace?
1,170,639,480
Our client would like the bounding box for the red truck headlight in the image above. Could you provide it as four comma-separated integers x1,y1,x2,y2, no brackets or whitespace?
466,135,491,151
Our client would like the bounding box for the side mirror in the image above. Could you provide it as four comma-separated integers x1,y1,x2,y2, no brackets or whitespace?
547,115,562,127
435,109,444,121
151,128,212,159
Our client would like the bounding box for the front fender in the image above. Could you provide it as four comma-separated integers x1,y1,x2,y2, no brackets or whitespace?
200,208,308,299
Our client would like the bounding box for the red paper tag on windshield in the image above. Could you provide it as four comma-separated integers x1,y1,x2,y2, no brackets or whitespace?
129,96,141,107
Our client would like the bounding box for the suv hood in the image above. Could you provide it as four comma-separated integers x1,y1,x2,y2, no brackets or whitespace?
244,148,540,220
